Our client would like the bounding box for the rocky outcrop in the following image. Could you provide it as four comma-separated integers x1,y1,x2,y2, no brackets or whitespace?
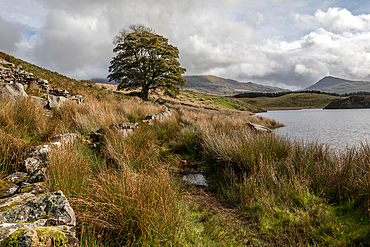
0,59,50,91
0,59,84,109
324,95,370,109
0,134,80,246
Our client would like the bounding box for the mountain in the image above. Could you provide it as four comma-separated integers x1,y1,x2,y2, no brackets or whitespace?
305,76,370,94
183,75,289,95
90,78,117,85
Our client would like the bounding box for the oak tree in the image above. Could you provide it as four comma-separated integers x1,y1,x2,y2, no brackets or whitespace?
108,24,186,100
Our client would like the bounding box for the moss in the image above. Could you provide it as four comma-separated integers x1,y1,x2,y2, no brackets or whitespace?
0,227,68,247
35,227,68,247
0,228,26,247
20,186,32,193
0,201,23,213
0,180,14,191
37,212,55,220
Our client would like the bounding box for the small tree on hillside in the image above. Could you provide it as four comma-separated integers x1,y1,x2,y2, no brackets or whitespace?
108,24,187,100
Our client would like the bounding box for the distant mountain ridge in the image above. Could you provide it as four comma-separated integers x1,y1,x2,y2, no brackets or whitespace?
183,75,289,95
90,78,117,85
90,75,290,96
305,76,370,94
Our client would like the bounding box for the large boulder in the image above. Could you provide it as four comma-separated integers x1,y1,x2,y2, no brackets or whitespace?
0,82,28,101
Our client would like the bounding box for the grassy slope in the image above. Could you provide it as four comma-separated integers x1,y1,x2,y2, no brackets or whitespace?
239,93,343,110
1,52,370,246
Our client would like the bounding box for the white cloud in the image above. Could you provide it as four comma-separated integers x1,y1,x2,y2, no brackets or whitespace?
296,7,370,32
2,1,370,90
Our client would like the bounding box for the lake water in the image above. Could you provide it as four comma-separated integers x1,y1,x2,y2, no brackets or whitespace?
256,108,370,150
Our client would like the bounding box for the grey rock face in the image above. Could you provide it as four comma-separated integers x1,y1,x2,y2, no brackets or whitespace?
0,82,28,101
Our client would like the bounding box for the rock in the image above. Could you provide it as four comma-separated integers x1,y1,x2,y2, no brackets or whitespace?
25,169,48,184
4,172,28,185
47,94,68,109
182,173,208,186
145,105,171,121
19,157,43,174
31,96,49,108
1,227,73,247
69,95,84,105
23,145,51,162
247,123,272,133
0,193,39,213
0,181,18,199
17,182,48,196
49,133,80,144
88,132,102,143
0,82,28,101
0,191,76,226
49,89,70,97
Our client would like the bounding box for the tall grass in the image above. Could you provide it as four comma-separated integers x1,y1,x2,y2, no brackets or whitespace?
53,94,163,135
199,123,370,245
48,125,187,246
0,97,59,143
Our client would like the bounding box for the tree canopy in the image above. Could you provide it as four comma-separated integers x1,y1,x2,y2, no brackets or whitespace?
108,24,186,100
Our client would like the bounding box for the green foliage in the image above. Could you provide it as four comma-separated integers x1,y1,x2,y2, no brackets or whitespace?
108,24,186,100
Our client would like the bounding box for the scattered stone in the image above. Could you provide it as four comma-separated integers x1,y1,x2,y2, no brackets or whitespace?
182,173,208,187
247,122,272,133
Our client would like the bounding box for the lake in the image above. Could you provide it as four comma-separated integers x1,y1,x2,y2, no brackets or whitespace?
256,108,370,150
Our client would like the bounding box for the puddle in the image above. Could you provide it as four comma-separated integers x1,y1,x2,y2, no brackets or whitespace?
182,173,208,186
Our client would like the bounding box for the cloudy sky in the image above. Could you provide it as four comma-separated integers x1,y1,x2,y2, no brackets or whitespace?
1,0,370,90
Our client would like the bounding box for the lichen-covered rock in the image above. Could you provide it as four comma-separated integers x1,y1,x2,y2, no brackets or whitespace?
4,172,28,185
0,193,38,213
1,227,70,247
22,145,50,163
0,181,18,199
0,191,76,226
19,157,43,174
24,169,47,184
17,182,48,196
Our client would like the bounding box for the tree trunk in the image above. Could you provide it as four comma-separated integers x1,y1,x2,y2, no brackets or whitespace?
142,85,150,100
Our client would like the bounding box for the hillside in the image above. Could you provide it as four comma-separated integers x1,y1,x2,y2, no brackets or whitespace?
305,76,370,94
2,51,370,246
239,93,343,110
183,75,289,95
325,95,370,109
